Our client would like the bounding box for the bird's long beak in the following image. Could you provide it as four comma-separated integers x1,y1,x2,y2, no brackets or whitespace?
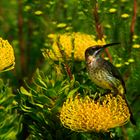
94,42,120,56
101,42,120,49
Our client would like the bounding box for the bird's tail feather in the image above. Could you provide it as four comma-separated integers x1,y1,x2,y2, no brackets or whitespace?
118,85,136,125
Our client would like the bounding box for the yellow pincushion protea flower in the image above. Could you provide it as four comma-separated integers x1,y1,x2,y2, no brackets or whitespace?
60,94,130,132
43,32,106,61
0,38,15,72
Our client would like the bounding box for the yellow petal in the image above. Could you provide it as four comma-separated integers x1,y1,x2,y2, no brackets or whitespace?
60,94,130,132
121,13,130,18
43,32,106,61
109,8,117,13
0,38,15,72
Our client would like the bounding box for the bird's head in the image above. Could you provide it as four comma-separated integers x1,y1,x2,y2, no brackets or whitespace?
85,43,120,64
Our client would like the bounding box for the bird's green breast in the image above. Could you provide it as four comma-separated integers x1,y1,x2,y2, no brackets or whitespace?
87,59,121,90
88,67,112,89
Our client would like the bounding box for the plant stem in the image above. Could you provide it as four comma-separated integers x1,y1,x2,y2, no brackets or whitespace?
93,2,113,62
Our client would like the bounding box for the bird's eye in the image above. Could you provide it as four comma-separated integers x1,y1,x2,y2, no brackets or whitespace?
85,47,96,57
88,48,94,55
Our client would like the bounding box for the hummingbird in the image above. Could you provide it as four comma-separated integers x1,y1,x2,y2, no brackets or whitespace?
85,43,136,125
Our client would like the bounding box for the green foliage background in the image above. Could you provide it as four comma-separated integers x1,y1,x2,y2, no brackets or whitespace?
0,0,140,139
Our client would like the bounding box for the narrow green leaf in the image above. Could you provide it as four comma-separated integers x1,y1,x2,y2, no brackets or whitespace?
37,77,47,88
67,87,79,98
20,86,32,97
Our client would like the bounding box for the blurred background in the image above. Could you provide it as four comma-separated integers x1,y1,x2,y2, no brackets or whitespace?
0,0,140,139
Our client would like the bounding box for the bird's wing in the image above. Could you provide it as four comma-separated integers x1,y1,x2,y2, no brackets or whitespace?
102,59,126,94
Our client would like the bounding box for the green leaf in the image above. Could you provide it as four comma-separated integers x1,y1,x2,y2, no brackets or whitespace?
20,102,32,112
45,89,57,98
37,77,47,88
67,87,79,98
51,93,67,113
35,103,44,108
20,86,32,97
58,85,70,95
35,94,54,106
